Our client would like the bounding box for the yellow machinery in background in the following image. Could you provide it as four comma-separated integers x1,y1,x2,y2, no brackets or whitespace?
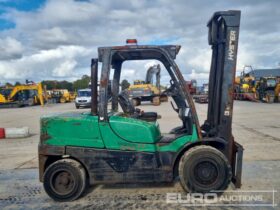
51,89,70,103
45,89,77,104
234,66,258,101
49,89,76,103
128,64,168,106
275,78,280,102
69,91,77,101
0,82,45,108
256,76,280,103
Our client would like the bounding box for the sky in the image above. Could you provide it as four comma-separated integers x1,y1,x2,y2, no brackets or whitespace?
0,0,279,86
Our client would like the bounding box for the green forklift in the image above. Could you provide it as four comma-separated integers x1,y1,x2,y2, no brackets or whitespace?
39,10,243,201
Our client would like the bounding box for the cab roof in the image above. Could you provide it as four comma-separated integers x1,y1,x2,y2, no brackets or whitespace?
98,44,181,62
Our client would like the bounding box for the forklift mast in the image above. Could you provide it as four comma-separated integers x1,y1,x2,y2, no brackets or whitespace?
202,11,241,157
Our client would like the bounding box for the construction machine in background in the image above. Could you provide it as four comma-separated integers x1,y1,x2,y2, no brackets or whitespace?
128,64,168,106
275,79,280,102
48,89,76,103
0,82,45,108
46,89,76,104
39,11,243,202
193,83,209,103
186,79,197,95
256,77,278,103
69,91,77,101
234,65,258,101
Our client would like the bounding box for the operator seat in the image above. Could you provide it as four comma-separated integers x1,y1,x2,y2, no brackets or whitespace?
118,90,159,122
169,108,193,135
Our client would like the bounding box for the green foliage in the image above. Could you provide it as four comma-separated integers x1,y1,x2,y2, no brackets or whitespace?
15,81,21,86
42,75,91,91
4,75,91,91
121,79,130,90
42,80,74,91
5,82,13,87
73,75,91,90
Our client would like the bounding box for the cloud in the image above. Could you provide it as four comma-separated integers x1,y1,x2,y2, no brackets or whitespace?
187,49,212,73
34,27,69,48
0,37,23,60
0,45,92,83
53,60,77,77
0,0,279,85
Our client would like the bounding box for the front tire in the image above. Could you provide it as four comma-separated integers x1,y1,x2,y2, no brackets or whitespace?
43,159,87,202
179,145,231,193
60,98,66,103
27,98,35,106
132,98,141,106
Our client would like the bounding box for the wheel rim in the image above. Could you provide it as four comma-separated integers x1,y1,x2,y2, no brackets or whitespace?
50,170,75,196
193,160,219,186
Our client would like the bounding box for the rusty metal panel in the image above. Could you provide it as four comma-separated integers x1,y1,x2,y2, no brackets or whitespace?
91,59,98,115
66,146,175,184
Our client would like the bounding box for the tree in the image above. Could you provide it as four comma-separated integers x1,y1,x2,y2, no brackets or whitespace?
73,75,91,90
15,81,21,86
121,79,130,90
5,82,13,87
42,80,73,91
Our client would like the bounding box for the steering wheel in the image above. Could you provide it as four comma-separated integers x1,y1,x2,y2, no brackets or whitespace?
118,90,135,115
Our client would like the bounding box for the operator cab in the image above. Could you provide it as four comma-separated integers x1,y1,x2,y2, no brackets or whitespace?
94,40,198,141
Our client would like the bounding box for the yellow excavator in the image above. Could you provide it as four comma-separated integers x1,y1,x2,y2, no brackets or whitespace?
127,64,168,106
0,81,45,108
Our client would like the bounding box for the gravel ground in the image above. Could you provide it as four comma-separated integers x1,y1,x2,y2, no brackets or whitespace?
0,100,279,209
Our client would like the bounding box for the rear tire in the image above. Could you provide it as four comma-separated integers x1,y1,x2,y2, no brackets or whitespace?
43,159,87,202
179,145,231,193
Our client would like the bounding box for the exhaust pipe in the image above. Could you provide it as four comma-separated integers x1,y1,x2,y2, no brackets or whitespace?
91,59,98,115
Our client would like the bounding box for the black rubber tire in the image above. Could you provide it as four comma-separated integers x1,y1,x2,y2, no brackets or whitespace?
43,159,87,202
160,95,168,102
152,96,161,106
179,145,232,193
27,98,35,106
132,99,138,106
60,98,66,103
76,105,79,109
